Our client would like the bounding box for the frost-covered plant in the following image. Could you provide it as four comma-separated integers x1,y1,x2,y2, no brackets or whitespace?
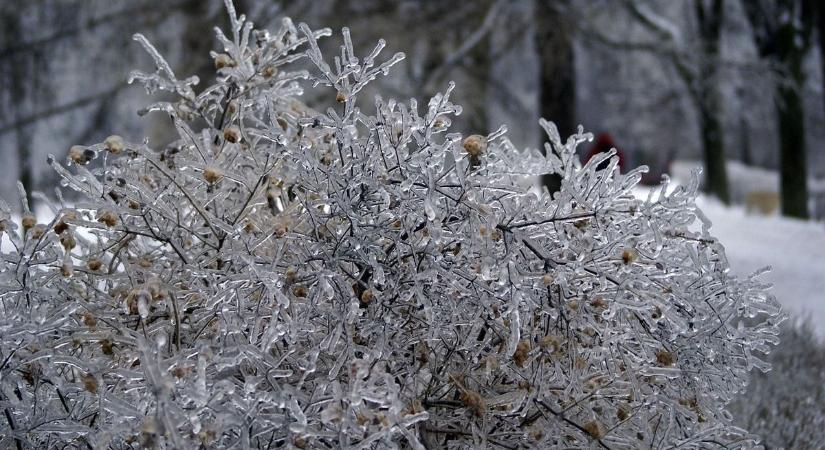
0,2,782,449
731,319,825,449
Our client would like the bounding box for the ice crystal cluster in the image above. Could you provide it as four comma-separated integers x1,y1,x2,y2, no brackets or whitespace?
0,2,782,449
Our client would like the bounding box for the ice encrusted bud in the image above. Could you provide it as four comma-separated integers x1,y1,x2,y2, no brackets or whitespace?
223,125,241,143
214,53,234,69
462,134,487,157
97,209,118,228
203,167,223,184
68,145,94,165
104,135,125,154
21,214,36,231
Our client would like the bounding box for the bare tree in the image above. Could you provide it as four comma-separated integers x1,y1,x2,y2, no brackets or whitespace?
584,0,732,203
535,0,575,193
743,0,815,219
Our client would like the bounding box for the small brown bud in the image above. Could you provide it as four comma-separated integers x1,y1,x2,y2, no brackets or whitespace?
104,135,125,154
462,134,487,157
617,404,630,421
263,66,278,78
285,266,298,284
69,145,87,164
87,258,103,271
30,225,45,239
61,262,73,277
214,53,234,69
656,349,675,366
203,167,223,184
622,248,638,265
583,420,604,439
82,373,98,394
223,125,241,143
53,219,69,234
21,214,36,231
293,285,308,298
541,273,555,286
83,312,97,327
590,297,607,309
97,209,118,227
100,339,114,355
60,234,76,250
360,289,375,304
336,90,347,103
513,340,531,368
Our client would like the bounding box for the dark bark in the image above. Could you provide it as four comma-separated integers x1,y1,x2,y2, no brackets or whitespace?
535,0,575,193
744,0,814,219
3,8,34,205
818,2,825,125
695,0,730,204
777,81,809,217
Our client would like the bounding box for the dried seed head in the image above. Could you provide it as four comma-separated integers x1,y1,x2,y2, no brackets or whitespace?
203,166,223,184
319,152,333,166
30,225,45,239
285,266,298,284
214,53,234,69
539,334,561,352
617,404,630,421
82,373,98,394
263,66,278,78
21,214,36,231
53,219,69,234
656,349,675,366
100,339,114,355
104,135,125,154
60,234,76,250
83,312,97,327
336,90,347,103
360,289,375,304
462,134,487,157
541,273,555,286
61,262,73,277
513,340,531,368
293,285,308,298
69,145,88,164
224,125,241,143
590,297,607,309
583,420,604,439
293,436,308,449
622,248,638,265
97,209,118,227
87,258,103,271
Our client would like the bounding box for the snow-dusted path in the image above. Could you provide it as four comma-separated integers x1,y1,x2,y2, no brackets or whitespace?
696,197,825,332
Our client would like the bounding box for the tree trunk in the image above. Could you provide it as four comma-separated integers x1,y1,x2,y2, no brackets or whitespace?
777,81,809,218
743,0,812,218
818,1,825,117
4,9,34,206
776,16,810,219
698,98,730,204
535,0,575,192
695,0,730,204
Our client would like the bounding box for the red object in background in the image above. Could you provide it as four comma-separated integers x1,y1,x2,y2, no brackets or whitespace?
585,133,625,172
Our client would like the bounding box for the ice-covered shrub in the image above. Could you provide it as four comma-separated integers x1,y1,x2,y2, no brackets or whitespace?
0,1,782,448
731,319,825,449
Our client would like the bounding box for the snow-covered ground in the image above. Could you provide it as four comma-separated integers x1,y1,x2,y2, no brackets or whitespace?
695,195,825,333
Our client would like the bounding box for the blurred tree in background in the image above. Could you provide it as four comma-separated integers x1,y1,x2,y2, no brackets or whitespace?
0,0,823,217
